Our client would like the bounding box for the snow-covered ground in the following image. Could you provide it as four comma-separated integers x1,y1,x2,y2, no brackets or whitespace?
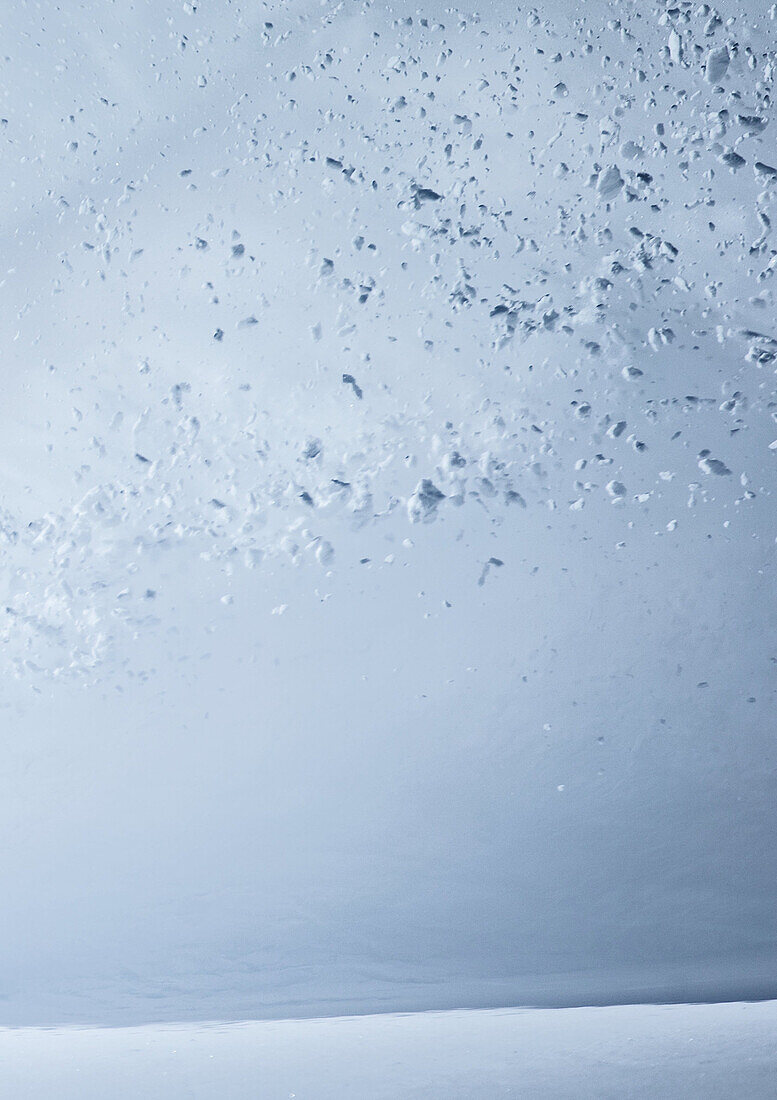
4,1001,777,1099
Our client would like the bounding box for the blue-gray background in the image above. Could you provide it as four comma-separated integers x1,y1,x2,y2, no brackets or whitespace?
1,0,775,1024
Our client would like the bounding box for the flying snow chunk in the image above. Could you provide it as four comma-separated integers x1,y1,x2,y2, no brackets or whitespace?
407,479,445,524
698,454,732,476
754,162,777,181
315,541,334,566
705,46,730,85
606,480,627,501
597,166,624,200
668,30,682,65
719,150,746,171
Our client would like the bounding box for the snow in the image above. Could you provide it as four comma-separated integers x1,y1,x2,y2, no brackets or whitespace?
705,46,731,85
3,1001,777,1099
1,0,777,1039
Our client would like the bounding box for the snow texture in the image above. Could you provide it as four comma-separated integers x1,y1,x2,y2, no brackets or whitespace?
3,1001,777,1099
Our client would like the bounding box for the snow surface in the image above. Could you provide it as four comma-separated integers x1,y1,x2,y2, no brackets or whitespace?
3,1001,777,1099
2,0,777,1028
